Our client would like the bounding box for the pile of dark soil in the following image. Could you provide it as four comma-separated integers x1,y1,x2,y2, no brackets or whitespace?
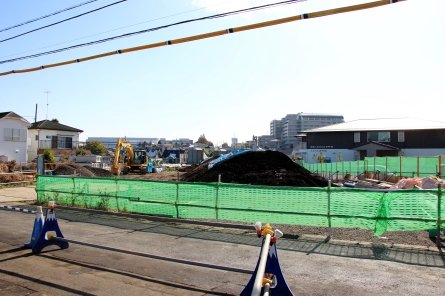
51,164,112,177
82,166,114,177
181,151,328,187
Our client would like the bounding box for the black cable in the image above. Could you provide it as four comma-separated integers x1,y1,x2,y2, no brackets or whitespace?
0,0,305,64
0,0,128,43
0,0,98,33
0,0,240,59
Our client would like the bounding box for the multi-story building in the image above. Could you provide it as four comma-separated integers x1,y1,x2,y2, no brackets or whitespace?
270,113,344,149
270,120,283,138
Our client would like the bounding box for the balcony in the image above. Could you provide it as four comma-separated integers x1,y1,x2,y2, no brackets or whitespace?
39,140,86,150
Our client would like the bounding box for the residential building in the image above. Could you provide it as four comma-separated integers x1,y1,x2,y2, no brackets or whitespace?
257,135,276,149
28,120,83,161
86,137,193,149
0,111,30,162
294,118,445,164
270,113,344,149
270,120,283,138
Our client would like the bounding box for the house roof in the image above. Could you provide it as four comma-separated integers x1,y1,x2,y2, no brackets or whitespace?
29,120,83,132
0,111,29,123
302,118,445,133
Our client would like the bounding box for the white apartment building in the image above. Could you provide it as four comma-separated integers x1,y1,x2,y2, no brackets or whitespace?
270,113,344,149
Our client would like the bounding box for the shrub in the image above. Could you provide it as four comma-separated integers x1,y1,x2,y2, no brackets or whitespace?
85,141,108,156
76,147,87,156
0,163,7,173
42,148,57,170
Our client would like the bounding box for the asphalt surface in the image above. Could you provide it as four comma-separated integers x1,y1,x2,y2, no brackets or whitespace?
1,204,445,295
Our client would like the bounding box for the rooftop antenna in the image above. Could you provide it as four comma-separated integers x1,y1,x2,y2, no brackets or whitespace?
44,91,51,119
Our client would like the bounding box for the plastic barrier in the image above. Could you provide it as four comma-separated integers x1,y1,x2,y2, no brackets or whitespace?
36,176,445,236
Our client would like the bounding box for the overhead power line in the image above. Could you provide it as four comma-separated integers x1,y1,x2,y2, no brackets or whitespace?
0,0,306,63
0,0,406,77
0,0,128,43
0,0,242,59
0,0,98,33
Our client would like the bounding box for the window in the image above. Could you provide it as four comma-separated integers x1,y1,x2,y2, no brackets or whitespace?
4,128,26,142
354,132,360,142
367,132,390,142
398,131,405,142
58,137,73,149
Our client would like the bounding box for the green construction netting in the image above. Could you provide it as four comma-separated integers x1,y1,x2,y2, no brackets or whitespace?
301,156,443,179
36,175,445,237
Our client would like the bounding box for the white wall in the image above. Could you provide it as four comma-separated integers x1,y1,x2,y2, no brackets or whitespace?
300,148,445,164
28,129,80,161
401,149,445,157
0,118,29,162
299,149,356,164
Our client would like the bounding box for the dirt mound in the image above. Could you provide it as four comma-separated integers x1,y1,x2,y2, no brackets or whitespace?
52,164,94,177
83,166,115,177
181,151,328,187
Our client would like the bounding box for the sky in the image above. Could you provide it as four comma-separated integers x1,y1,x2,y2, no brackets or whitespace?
0,0,444,146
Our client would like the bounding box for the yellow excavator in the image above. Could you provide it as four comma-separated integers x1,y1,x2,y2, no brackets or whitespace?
110,138,148,175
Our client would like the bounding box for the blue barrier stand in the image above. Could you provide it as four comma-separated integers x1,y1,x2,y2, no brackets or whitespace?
32,203,69,253
240,238,293,295
24,206,44,248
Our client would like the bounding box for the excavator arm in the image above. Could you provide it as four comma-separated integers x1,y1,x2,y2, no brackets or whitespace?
111,138,147,175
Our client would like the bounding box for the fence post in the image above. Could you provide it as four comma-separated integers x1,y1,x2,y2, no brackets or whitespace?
71,174,76,206
400,156,402,180
174,180,180,219
327,180,331,240
115,177,119,212
439,155,443,179
417,156,420,178
437,183,442,248
342,162,344,180
215,174,221,220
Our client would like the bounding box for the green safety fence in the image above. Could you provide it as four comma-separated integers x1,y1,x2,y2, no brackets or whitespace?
36,175,444,236
300,156,444,178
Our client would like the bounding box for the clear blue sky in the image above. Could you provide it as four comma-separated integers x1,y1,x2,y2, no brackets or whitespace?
1,0,443,146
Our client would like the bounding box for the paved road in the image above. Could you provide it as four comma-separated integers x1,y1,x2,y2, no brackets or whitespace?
1,204,445,295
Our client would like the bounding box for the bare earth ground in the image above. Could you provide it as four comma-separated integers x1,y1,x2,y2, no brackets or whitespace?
120,171,444,250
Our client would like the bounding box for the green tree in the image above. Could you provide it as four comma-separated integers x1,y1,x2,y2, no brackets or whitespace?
196,134,213,146
76,147,87,156
42,147,56,164
85,140,108,155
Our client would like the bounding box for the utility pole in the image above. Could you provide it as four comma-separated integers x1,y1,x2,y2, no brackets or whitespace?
44,91,51,119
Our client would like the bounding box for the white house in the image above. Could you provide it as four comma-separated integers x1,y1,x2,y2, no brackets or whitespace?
28,120,84,161
0,111,30,163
